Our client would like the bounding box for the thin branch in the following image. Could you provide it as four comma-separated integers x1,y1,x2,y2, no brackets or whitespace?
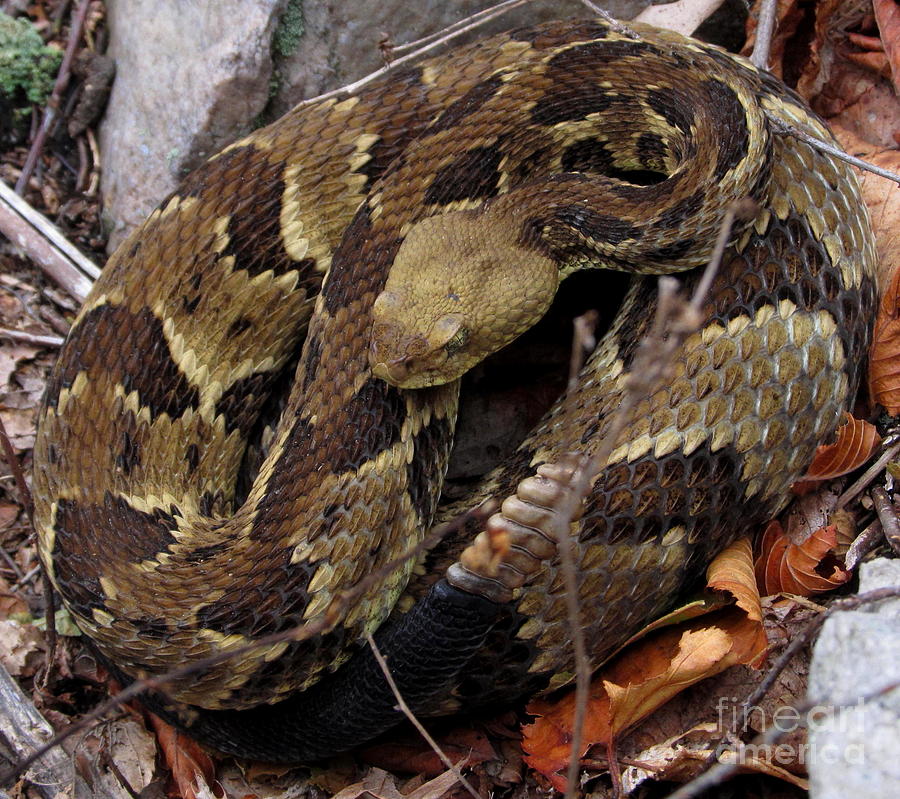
871,487,900,556
772,120,900,186
567,311,598,394
836,438,900,509
750,0,779,70
12,565,41,593
15,0,92,194
844,518,884,571
548,202,742,797
39,570,58,692
0,415,32,523
0,545,25,583
575,0,638,36
387,0,533,55
365,633,481,799
0,328,64,348
0,178,99,300
0,501,494,787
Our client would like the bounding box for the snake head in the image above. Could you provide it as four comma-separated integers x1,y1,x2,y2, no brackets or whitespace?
371,300,468,387
369,210,559,389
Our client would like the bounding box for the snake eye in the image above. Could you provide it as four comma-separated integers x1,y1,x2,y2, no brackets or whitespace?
444,326,469,357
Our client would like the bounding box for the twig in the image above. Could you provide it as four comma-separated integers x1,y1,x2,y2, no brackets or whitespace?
772,120,900,186
365,633,481,799
12,565,41,593
39,570,57,693
0,179,99,300
750,0,779,70
0,501,494,787
836,438,900,509
568,311,598,394
387,0,532,55
606,739,623,798
844,518,884,571
0,415,32,523
15,0,92,194
0,546,25,583
871,487,900,556
0,328,64,348
550,202,742,797
575,0,637,36
287,1,536,109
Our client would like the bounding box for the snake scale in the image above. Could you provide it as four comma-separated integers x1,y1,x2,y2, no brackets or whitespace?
32,17,876,762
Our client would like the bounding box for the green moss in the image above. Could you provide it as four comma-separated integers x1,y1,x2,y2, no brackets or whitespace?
273,0,304,59
0,11,61,106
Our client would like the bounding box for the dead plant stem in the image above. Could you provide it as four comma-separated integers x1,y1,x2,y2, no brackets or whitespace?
366,633,481,799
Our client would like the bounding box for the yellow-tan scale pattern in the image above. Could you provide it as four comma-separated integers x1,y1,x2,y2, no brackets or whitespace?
32,16,876,731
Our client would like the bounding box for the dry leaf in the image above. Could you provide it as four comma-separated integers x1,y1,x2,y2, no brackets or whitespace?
148,713,219,799
0,576,28,618
823,127,900,412
331,767,462,799
870,264,900,413
0,344,40,389
856,136,900,412
522,540,767,791
0,407,36,452
874,0,900,92
754,520,852,596
799,413,880,481
783,1,900,149
784,484,841,542
361,727,496,778
0,502,19,531
104,719,159,798
0,619,44,676
707,538,763,622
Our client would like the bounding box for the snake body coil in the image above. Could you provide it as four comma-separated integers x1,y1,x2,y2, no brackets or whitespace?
33,18,876,761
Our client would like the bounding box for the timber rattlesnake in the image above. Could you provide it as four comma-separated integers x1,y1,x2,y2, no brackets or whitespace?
32,17,876,761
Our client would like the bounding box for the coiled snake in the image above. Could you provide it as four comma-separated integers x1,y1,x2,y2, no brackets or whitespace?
32,18,877,761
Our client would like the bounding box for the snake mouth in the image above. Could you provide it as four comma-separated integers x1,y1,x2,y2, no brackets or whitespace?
370,338,440,388
371,357,410,386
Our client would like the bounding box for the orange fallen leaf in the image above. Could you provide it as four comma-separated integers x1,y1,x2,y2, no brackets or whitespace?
707,537,763,623
798,413,880,482
147,713,219,799
361,726,496,777
522,538,767,791
869,232,900,413
845,29,893,80
754,520,852,597
874,0,900,93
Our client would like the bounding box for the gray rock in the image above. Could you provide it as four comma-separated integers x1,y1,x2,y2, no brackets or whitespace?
99,0,287,250
807,558,900,798
270,0,649,115
98,0,649,250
